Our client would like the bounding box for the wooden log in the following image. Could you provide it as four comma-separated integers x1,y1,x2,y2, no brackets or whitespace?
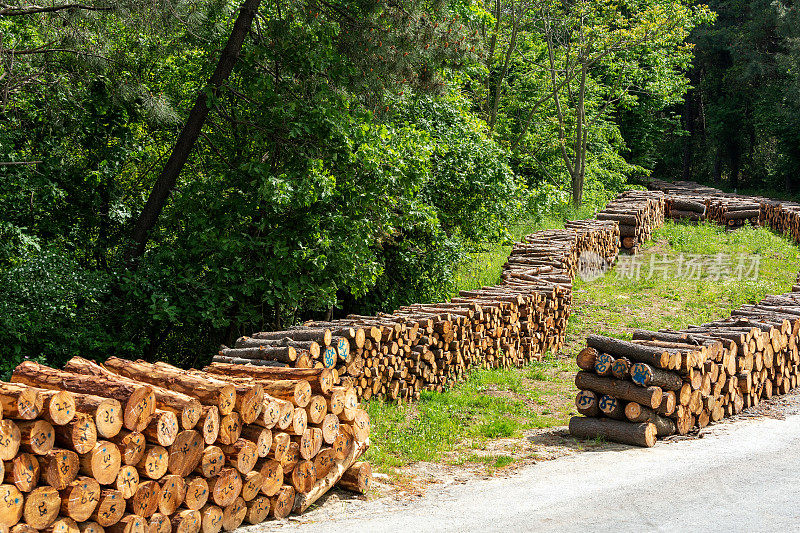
219,498,245,532
351,410,370,443
106,515,145,533
292,439,368,513
279,442,299,475
91,490,125,527
269,486,294,519
610,358,631,380
6,453,38,493
198,409,219,447
12,362,156,433
244,496,270,525
216,414,240,447
316,414,339,445
630,363,683,391
290,461,315,494
204,365,334,395
218,346,297,364
198,505,222,533
80,441,122,485
0,485,24,527
312,448,335,480
158,476,186,516
38,391,77,427
71,396,122,440
170,510,200,533
219,440,257,475
234,336,321,358
239,426,271,459
568,416,657,447
575,372,662,409
136,445,168,481
146,514,169,533
0,421,21,461
81,361,234,417
286,409,307,437
332,426,354,462
100,359,202,431
115,466,139,499
657,391,676,417
18,419,54,455
37,449,79,490
624,403,678,437
55,414,97,454
0,383,43,421
167,431,203,477
239,471,262,502
304,396,327,425
586,335,671,369
594,353,614,376
59,477,101,521
256,460,283,498
207,469,241,508
143,412,178,448
598,395,625,419
127,481,160,518
338,461,371,494
184,478,209,512
261,382,311,409
251,329,332,346
11,523,36,533
78,522,104,533
44,517,79,533
23,486,60,529
193,447,224,479
108,432,146,467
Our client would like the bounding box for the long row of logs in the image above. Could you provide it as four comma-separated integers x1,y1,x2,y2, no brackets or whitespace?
0,358,371,532
570,179,800,447
213,219,621,402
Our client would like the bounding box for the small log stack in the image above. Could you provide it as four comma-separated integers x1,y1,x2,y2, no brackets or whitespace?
596,190,665,254
213,220,621,402
570,284,800,447
706,196,763,228
0,358,371,532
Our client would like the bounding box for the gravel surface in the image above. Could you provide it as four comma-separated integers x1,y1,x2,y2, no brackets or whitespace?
246,391,800,532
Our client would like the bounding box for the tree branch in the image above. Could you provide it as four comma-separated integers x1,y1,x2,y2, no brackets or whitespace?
0,3,112,15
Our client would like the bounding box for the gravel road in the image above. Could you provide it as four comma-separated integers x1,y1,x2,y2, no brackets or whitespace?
247,393,800,533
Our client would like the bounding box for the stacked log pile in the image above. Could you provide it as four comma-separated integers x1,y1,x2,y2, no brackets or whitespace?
596,190,665,254
214,220,622,402
0,358,370,532
647,178,764,228
570,285,800,447
706,196,763,228
762,200,800,244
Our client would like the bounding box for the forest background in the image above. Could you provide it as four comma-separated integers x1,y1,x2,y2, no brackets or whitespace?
1,0,797,372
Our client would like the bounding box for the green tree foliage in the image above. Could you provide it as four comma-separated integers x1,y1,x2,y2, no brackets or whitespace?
0,0,721,370
471,0,712,205
0,0,524,368
664,0,800,193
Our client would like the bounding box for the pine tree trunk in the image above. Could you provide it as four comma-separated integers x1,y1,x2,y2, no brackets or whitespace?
126,0,263,264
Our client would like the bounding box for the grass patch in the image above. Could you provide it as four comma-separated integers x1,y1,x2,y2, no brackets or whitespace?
365,219,800,475
363,359,576,472
568,220,800,341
